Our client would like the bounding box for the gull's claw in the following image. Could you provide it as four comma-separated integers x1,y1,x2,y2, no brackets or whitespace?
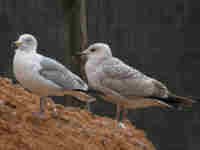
32,112,46,120
51,108,58,119
118,122,126,128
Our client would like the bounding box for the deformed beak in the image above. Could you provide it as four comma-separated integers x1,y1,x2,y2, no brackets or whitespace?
14,41,22,47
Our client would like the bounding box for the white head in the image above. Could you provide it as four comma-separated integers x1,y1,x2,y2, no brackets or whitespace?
14,34,38,52
78,43,112,61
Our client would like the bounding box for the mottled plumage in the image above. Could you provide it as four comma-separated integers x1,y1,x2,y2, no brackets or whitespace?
100,57,158,97
78,42,196,124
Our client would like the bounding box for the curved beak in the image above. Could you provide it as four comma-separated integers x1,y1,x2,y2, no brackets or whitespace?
14,41,22,47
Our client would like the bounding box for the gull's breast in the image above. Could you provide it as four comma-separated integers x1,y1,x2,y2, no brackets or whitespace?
13,52,62,96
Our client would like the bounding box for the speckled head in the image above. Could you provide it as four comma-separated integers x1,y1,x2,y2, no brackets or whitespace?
79,43,112,60
14,34,38,52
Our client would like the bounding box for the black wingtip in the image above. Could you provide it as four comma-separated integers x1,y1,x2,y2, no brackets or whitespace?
72,89,87,92
145,95,192,110
184,96,200,102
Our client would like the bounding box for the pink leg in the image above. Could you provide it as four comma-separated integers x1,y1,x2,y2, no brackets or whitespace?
32,97,48,120
122,108,128,121
116,104,121,122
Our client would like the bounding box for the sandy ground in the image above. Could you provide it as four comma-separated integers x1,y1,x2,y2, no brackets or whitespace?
0,77,156,150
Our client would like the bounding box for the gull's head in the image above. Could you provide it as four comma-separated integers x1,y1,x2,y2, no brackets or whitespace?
77,43,112,60
14,34,38,52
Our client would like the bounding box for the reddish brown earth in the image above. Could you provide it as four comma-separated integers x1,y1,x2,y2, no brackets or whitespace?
0,77,156,150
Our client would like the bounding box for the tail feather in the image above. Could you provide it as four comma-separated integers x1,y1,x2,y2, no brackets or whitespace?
168,93,196,107
147,93,197,109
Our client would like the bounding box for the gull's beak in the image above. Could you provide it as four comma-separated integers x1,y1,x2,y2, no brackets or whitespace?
14,41,22,47
75,51,87,56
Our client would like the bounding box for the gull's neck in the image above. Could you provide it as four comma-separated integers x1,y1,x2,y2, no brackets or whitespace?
16,47,37,54
85,56,109,74
87,56,107,66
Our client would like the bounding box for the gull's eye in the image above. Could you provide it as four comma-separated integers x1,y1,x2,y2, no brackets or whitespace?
90,49,96,52
25,38,32,42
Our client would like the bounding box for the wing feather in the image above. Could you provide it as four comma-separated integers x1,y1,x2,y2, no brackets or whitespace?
39,56,88,90
100,58,154,97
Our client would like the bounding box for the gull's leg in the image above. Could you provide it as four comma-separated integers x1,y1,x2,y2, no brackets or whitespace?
51,102,58,118
117,105,127,128
116,104,121,122
32,97,48,120
40,97,48,114
122,108,128,121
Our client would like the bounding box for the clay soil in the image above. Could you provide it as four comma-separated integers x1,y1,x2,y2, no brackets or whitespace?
0,77,156,150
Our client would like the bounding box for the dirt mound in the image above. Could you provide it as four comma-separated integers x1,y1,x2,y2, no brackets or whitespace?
0,77,156,150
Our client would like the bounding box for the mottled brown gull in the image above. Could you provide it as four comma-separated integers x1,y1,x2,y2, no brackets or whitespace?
77,43,197,126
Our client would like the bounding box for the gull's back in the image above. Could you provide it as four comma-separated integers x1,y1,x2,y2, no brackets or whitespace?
87,56,156,97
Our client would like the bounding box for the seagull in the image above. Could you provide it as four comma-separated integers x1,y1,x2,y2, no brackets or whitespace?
77,43,197,123
13,33,95,119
